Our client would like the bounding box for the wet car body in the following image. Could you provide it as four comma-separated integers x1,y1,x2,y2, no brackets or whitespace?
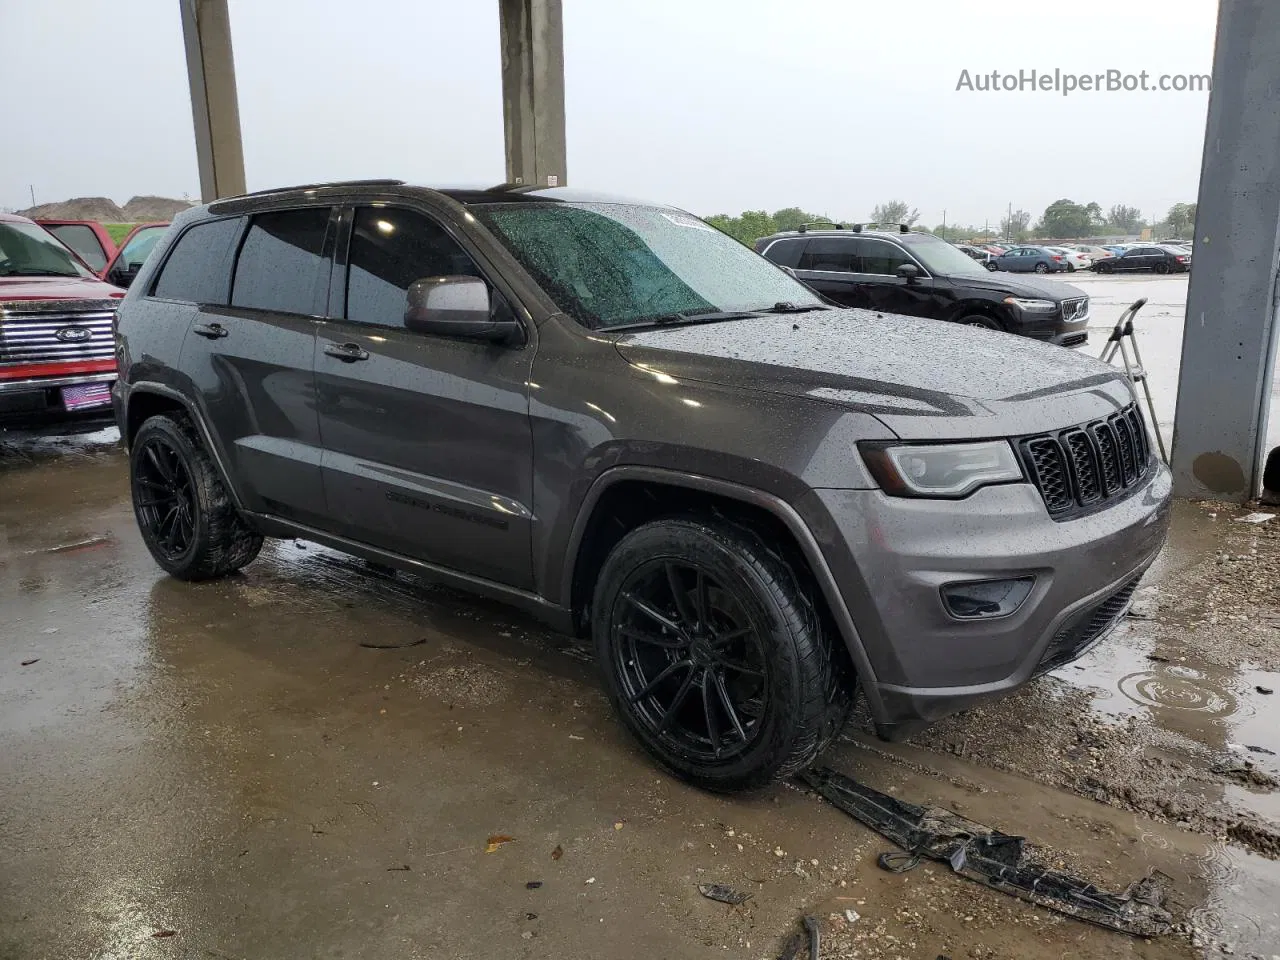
112,182,1172,781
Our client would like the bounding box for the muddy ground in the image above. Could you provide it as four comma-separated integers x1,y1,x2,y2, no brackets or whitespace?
3,427,1279,960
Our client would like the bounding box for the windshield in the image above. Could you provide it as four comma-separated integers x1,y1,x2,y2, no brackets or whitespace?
473,202,822,329
897,234,990,278
0,221,96,278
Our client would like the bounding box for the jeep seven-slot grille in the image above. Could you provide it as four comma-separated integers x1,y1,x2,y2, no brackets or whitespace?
1020,404,1151,519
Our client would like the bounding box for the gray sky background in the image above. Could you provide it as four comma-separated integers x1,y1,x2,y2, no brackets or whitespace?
1,0,1217,227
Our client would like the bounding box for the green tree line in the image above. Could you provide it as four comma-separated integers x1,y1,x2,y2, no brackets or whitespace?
705,199,1199,246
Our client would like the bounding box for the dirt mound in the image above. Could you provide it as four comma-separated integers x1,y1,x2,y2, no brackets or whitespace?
19,197,127,221
121,196,192,222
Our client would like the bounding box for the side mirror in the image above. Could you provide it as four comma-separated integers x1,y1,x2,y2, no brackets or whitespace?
108,261,142,289
896,262,920,282
404,276,520,343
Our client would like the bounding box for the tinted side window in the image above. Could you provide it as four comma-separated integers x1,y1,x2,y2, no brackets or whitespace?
798,238,855,272
761,238,804,269
857,239,912,276
345,207,482,327
152,218,242,304
231,208,331,314
48,224,107,271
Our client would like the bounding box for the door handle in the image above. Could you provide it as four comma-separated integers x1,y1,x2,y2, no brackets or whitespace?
192,322,229,339
324,342,370,363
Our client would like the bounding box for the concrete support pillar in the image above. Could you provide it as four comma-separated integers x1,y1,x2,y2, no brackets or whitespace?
179,0,246,202
1172,0,1280,500
499,0,567,188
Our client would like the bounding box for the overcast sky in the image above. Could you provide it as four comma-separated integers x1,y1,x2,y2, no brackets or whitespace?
1,0,1217,227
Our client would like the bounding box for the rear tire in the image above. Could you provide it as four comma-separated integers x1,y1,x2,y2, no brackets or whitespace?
1154,261,1170,275
591,517,852,792
1034,262,1049,274
130,414,264,581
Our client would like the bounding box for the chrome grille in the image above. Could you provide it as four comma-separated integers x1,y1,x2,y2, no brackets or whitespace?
0,310,116,366
1060,297,1089,323
1020,403,1154,519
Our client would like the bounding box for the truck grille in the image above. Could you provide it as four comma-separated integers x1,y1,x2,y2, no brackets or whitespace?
1020,404,1152,519
1034,575,1141,675
1060,297,1089,323
0,309,116,367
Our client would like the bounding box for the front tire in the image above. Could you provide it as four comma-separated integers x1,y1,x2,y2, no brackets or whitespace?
985,261,998,271
130,414,264,581
592,518,852,792
961,314,1002,331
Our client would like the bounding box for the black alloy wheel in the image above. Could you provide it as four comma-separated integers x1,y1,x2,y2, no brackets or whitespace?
592,518,852,791
610,559,768,764
134,434,197,561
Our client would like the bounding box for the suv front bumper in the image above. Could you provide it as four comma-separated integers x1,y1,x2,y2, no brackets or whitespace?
796,464,1172,738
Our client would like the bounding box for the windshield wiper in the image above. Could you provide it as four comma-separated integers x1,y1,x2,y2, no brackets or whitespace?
0,268,81,278
606,310,759,331
757,302,830,314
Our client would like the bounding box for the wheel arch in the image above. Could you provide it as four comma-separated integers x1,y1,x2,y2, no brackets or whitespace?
560,466,885,719
123,382,246,512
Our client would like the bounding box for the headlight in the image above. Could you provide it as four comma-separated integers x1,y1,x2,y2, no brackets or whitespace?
1003,297,1057,314
861,441,1024,498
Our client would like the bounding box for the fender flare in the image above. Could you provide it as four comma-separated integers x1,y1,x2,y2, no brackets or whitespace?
122,381,247,512
558,464,886,720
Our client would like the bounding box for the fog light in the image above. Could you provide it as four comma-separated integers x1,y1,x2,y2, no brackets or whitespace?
941,577,1035,620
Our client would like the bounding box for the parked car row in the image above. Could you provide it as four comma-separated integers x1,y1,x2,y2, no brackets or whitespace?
954,238,1192,275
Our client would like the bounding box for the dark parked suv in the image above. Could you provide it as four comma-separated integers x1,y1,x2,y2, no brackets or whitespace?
113,181,1171,790
755,224,1091,347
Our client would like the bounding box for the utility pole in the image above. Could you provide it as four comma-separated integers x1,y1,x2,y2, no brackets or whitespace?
28,185,35,207
942,208,947,239
1007,202,1012,242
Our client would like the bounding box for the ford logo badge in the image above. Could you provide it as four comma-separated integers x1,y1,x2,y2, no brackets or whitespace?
55,326,92,344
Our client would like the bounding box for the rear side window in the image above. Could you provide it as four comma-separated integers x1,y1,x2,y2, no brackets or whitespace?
761,238,804,269
345,207,482,327
799,238,855,272
47,224,108,271
231,208,331,315
152,218,242,304
856,239,912,276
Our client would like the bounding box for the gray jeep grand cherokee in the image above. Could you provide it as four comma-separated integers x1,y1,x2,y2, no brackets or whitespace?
113,181,1172,791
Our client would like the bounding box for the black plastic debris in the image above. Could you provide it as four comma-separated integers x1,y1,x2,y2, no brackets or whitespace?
1257,686,1274,695
696,883,750,905
774,915,820,960
358,636,427,649
799,767,1173,937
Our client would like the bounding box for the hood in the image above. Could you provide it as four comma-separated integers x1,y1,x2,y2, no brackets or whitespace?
615,309,1132,440
941,272,1086,300
0,276,125,303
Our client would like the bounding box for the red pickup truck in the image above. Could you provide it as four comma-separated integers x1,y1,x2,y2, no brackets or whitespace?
0,212,127,427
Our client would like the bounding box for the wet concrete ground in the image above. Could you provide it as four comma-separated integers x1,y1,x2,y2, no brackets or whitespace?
2,392,1279,959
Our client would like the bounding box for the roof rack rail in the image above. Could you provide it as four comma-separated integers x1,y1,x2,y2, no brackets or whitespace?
851,222,913,234
796,221,845,233
234,178,405,198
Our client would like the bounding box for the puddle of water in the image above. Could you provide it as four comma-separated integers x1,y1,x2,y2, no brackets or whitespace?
1187,841,1280,953
1054,620,1280,807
